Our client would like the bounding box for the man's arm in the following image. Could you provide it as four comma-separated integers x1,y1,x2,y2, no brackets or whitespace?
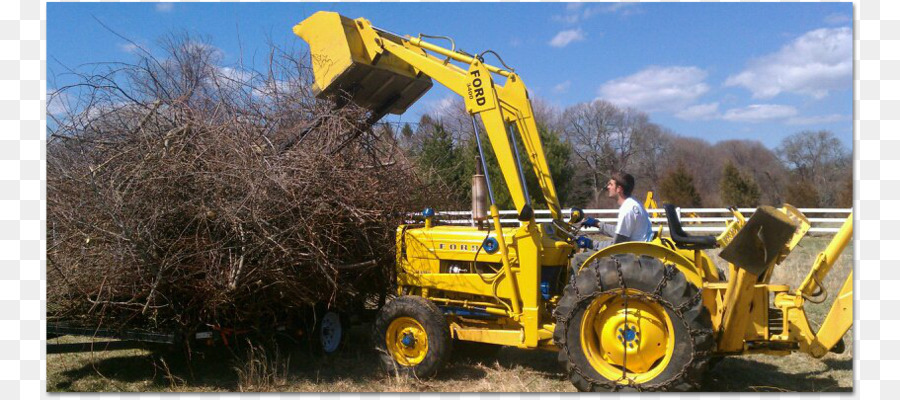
583,217,617,238
613,233,630,244
598,223,617,238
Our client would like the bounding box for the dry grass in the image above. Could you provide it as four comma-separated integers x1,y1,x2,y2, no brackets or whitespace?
47,237,853,392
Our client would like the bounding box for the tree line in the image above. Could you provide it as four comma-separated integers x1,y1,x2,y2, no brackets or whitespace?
383,98,852,211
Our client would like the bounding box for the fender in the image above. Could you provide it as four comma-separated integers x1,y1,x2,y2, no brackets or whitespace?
578,241,706,289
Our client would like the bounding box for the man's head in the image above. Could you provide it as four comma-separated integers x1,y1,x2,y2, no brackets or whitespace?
606,171,635,200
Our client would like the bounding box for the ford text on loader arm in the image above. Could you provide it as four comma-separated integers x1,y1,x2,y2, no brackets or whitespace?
294,11,854,391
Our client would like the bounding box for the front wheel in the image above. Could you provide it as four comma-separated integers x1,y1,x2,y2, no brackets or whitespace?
373,296,451,378
554,253,713,391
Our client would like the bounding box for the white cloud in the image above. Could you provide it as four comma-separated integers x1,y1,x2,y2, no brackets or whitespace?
549,29,585,48
724,27,851,99
554,3,587,24
156,3,174,12
721,104,798,123
552,80,571,94
554,3,640,24
675,102,719,121
119,43,139,53
598,66,709,112
218,67,253,83
786,113,848,125
47,90,71,116
598,3,641,16
425,96,458,119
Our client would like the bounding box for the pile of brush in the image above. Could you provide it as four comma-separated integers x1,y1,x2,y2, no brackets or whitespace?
47,36,451,334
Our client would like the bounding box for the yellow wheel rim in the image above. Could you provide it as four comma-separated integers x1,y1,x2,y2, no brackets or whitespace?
386,317,428,366
579,289,675,384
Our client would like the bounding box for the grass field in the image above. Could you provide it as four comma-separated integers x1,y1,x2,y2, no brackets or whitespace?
47,237,853,392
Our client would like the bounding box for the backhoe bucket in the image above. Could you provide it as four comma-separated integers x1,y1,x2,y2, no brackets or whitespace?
294,11,433,114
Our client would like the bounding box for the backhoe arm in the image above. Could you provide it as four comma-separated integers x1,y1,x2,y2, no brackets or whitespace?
771,213,853,357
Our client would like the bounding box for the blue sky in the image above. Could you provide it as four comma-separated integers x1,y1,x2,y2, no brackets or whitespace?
48,2,853,149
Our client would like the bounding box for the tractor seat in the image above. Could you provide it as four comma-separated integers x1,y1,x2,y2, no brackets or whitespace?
663,204,718,250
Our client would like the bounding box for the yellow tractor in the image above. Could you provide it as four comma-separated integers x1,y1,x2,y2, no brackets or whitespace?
294,12,854,391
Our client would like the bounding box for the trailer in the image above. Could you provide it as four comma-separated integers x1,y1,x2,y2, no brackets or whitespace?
47,303,364,356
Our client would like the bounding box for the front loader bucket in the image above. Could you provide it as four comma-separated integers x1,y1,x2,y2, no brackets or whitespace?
294,11,433,114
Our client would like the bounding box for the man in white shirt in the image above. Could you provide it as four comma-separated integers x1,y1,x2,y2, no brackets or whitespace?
572,172,653,272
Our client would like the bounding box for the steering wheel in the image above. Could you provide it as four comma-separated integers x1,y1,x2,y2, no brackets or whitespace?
552,219,578,241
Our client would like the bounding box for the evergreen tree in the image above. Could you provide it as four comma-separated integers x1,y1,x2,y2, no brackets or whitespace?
719,161,761,207
399,122,415,149
525,121,575,207
400,123,414,140
659,163,702,207
463,122,574,211
417,120,468,206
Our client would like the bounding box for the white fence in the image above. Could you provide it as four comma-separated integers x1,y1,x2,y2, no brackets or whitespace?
433,207,852,234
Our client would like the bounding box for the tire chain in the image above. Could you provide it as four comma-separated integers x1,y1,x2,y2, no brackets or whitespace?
652,264,676,297
556,257,713,392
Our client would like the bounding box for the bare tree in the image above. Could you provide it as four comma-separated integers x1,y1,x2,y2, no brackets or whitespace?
561,100,657,206
777,130,851,207
630,125,673,197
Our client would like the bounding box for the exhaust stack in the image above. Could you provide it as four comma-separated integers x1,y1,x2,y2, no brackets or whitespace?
472,156,489,226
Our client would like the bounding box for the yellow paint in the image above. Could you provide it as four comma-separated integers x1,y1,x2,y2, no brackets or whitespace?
715,207,752,250
718,266,763,352
579,289,674,383
292,12,432,114
643,191,659,219
452,327,523,346
496,75,563,219
386,317,429,366
464,61,497,114
298,10,856,369
798,213,852,298
811,271,853,356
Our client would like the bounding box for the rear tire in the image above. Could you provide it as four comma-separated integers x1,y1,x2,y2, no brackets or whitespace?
374,296,451,379
554,253,713,391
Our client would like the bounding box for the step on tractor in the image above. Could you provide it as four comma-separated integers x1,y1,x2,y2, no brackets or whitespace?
294,12,854,391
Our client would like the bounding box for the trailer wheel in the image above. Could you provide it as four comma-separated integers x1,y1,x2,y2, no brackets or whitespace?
554,253,713,391
314,310,346,355
374,296,451,379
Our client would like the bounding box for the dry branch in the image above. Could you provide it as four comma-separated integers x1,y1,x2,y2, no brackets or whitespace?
47,35,449,334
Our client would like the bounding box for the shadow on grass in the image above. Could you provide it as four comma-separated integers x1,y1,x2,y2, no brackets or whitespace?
702,357,851,392
51,342,271,391
53,353,168,391
823,357,853,371
49,325,851,392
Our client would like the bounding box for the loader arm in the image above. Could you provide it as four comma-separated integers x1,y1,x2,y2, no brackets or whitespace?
293,11,562,221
